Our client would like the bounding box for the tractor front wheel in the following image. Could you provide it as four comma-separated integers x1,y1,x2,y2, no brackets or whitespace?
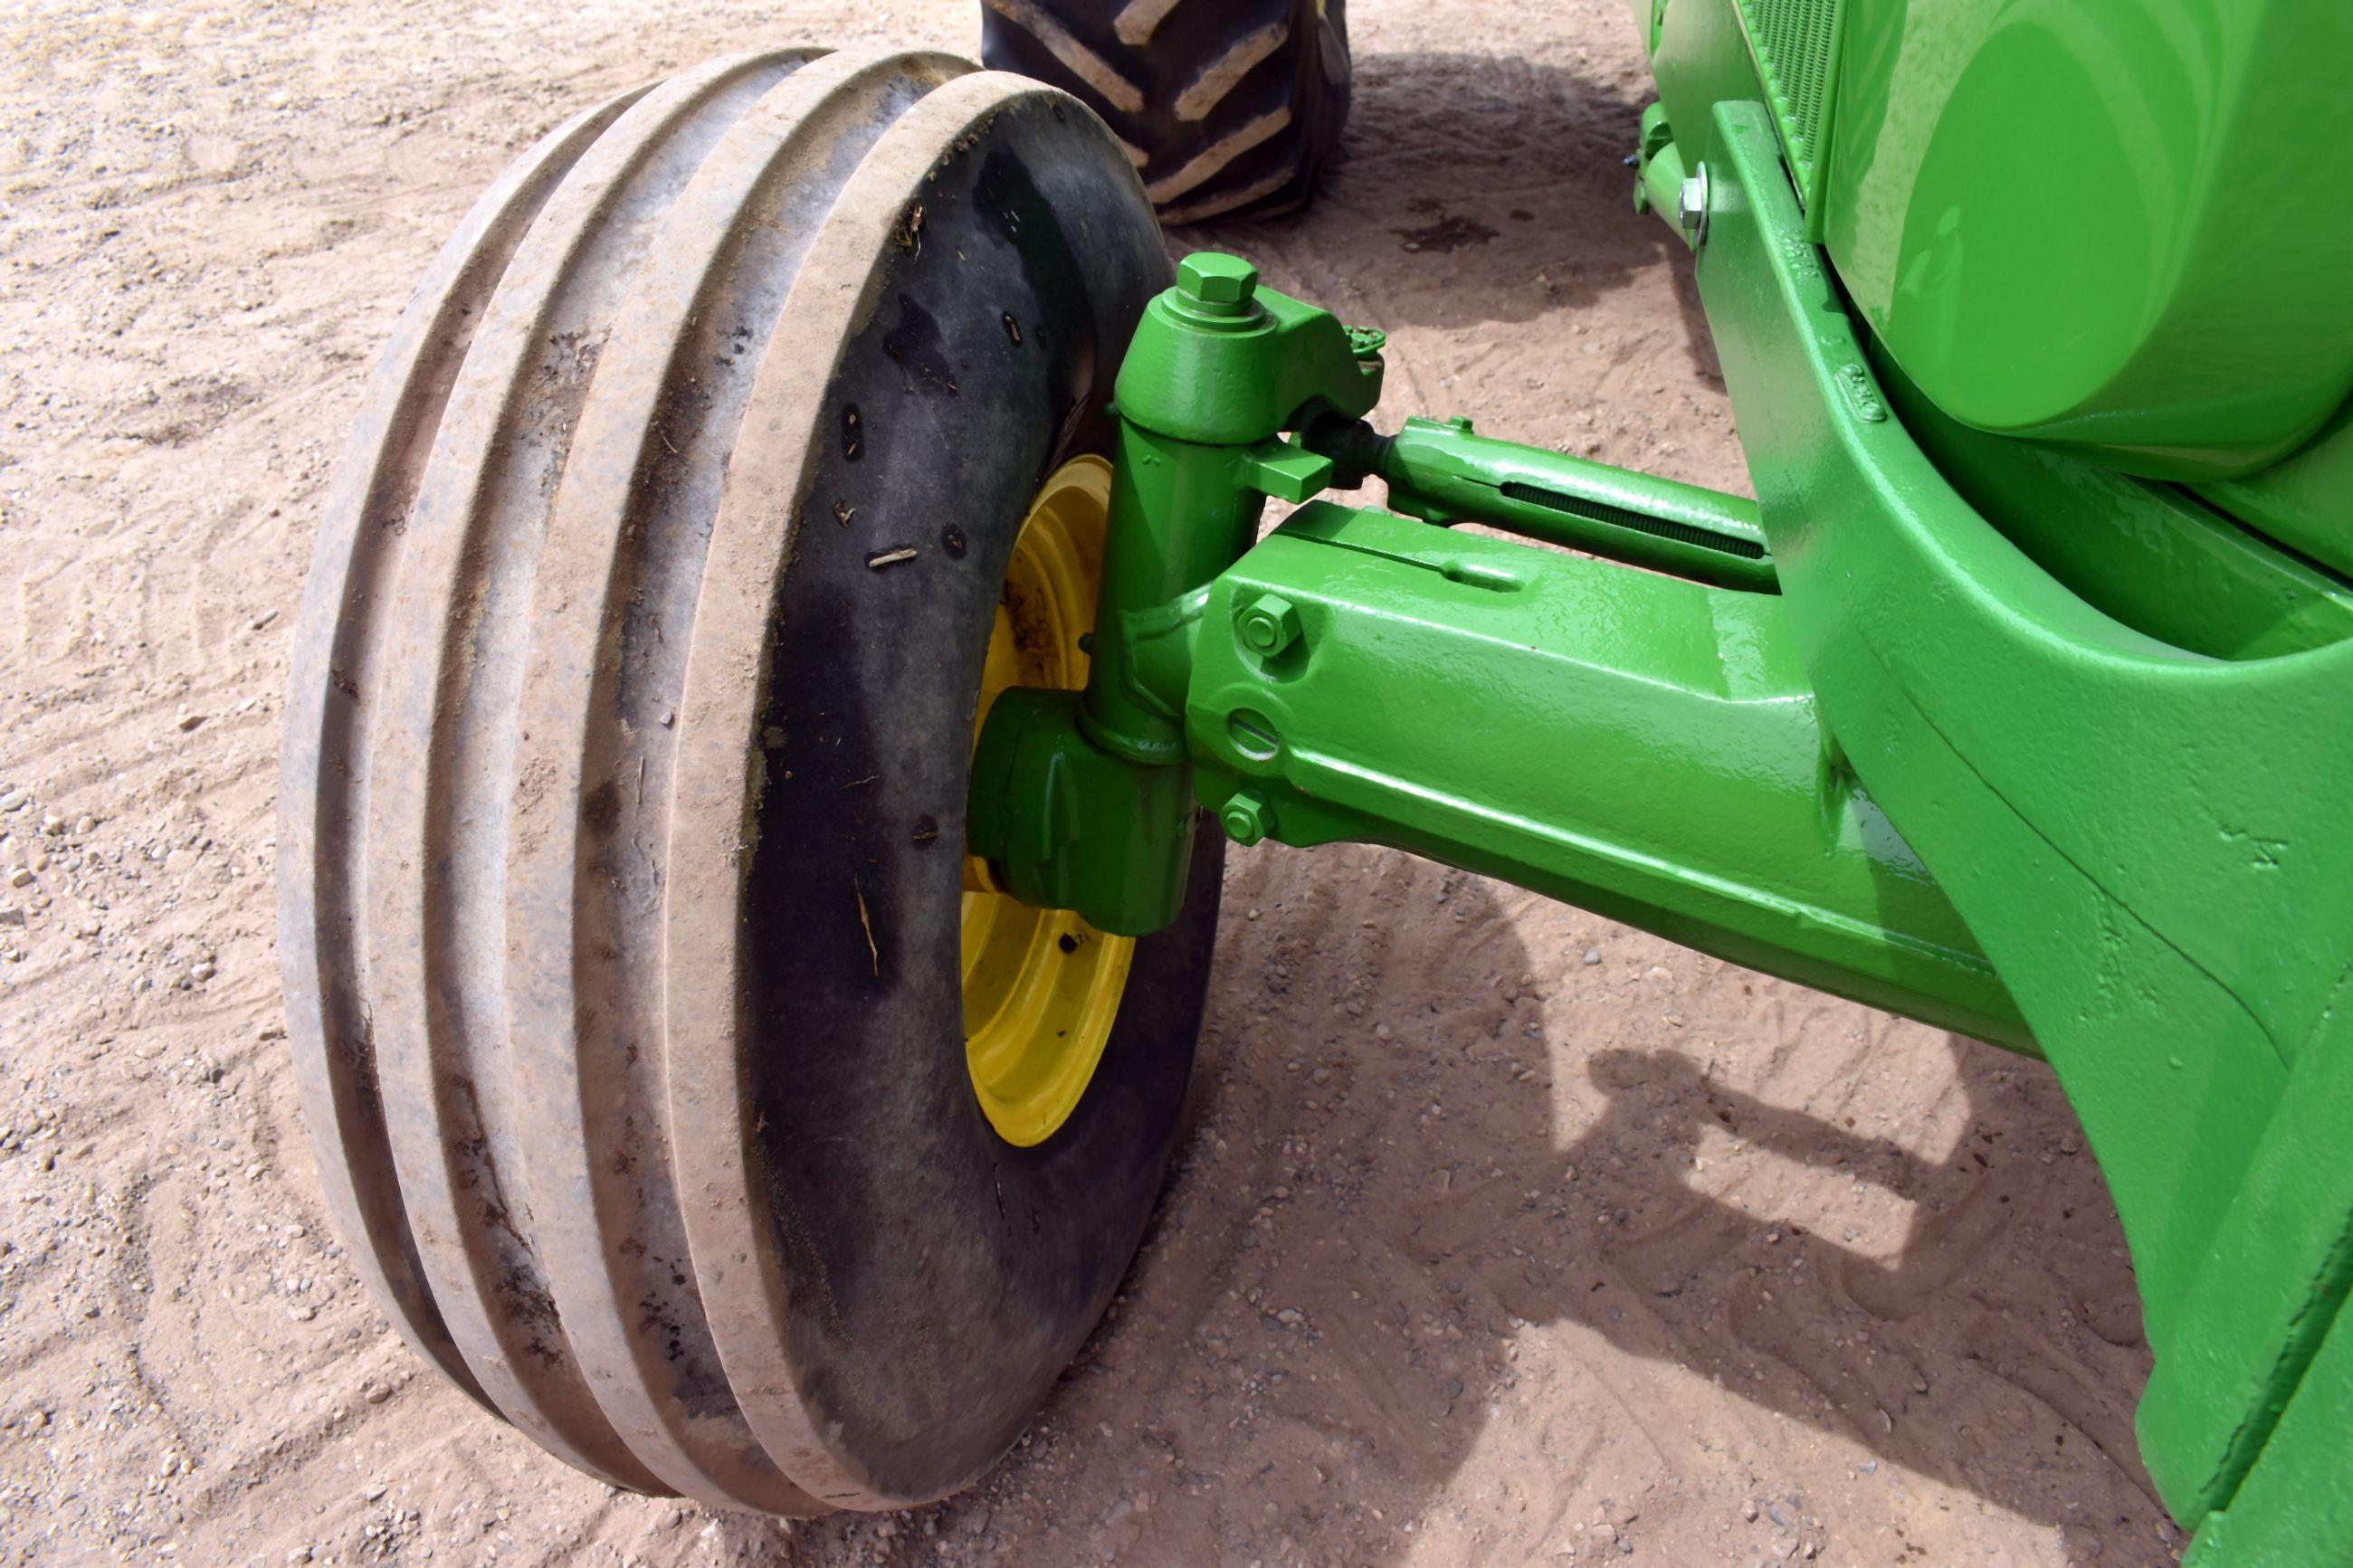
278,47,1223,1513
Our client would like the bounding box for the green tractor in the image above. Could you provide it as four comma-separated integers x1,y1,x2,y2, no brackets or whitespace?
278,1,2353,1556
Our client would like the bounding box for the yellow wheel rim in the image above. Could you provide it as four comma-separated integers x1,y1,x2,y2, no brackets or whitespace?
963,457,1136,1146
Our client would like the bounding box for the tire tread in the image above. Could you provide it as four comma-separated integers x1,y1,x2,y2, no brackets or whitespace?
982,0,1348,221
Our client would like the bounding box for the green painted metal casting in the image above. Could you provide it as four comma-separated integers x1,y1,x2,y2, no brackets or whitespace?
970,24,2353,1551
1649,0,2353,479
1184,498,2024,1048
1687,97,2353,1556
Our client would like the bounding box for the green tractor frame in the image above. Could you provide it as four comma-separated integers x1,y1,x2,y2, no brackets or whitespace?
280,1,2353,1557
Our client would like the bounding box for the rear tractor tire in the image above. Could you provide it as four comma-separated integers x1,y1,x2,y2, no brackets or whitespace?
981,0,1352,223
279,47,1224,1513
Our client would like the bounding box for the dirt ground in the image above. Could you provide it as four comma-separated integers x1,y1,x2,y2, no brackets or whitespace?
0,0,2182,1563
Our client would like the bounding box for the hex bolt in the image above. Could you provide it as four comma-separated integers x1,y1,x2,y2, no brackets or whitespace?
1678,166,1710,249
1239,593,1303,657
1176,252,1259,316
1220,789,1275,846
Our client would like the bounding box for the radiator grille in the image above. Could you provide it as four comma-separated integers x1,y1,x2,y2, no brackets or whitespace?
1734,0,1841,204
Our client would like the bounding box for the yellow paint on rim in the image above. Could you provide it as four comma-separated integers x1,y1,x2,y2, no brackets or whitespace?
963,456,1136,1146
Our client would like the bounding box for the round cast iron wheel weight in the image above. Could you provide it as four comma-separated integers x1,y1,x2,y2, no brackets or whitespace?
279,45,1224,1514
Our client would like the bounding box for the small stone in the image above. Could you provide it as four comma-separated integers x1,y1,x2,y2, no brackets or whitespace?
363,1383,392,1405
6,869,30,889
0,906,21,927
190,959,215,983
1445,1377,1464,1399
73,817,95,835
0,791,25,813
1582,946,1602,965
1274,1307,1303,1326
290,1304,317,1322
1741,1500,1758,1523
362,1484,386,1503
38,814,62,836
1444,1278,1463,1295
176,714,205,733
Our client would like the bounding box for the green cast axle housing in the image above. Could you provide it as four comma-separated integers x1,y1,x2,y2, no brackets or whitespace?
971,4,2353,1552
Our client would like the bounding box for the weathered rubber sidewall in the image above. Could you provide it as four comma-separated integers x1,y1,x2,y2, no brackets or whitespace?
737,92,1224,1502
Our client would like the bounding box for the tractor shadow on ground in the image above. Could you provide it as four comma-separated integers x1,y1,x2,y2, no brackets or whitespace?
1175,47,1721,388
733,859,2168,1564
1171,864,2164,1563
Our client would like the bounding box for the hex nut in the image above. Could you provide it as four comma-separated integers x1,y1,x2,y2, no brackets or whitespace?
1219,790,1274,846
1239,594,1303,657
1176,252,1259,308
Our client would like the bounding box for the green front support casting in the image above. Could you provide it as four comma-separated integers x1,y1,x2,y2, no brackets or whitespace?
974,119,2353,1552
1683,100,2353,1550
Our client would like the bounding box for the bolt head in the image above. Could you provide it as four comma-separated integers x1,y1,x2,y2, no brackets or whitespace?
1238,593,1302,657
1219,791,1272,846
1677,168,1709,245
1176,252,1259,309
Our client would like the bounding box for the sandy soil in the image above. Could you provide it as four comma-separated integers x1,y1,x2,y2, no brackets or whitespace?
0,0,2179,1563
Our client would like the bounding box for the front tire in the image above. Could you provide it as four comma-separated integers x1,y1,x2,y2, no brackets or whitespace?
279,46,1223,1514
